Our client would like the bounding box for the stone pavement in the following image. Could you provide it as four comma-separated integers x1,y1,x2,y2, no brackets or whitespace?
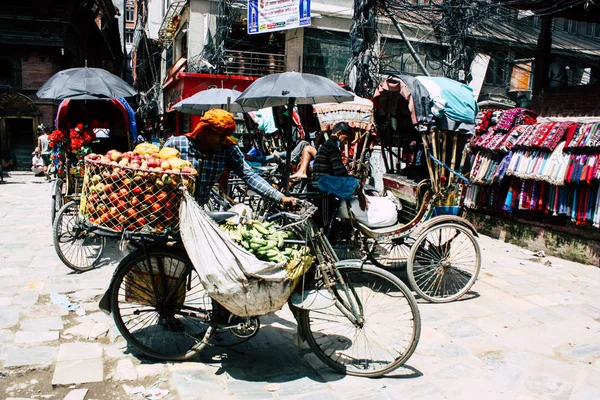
1,172,599,400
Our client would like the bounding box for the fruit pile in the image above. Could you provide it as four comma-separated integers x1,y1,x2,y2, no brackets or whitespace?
81,144,197,233
221,219,313,280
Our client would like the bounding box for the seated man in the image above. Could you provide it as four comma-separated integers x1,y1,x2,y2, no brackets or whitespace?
310,122,365,228
31,147,45,176
289,132,327,180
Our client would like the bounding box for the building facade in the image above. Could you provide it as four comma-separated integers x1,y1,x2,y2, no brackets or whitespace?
133,0,600,132
0,0,124,169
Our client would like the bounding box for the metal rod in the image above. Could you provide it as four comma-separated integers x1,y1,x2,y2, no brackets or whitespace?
284,97,295,196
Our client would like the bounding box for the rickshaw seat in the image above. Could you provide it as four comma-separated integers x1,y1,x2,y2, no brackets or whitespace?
355,220,405,239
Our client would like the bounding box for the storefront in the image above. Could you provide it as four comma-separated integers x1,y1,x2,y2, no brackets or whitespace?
162,72,257,135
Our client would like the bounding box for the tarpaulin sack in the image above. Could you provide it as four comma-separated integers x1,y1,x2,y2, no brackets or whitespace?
179,192,310,317
337,195,398,228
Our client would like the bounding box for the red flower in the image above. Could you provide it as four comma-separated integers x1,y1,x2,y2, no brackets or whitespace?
76,123,84,131
71,138,84,151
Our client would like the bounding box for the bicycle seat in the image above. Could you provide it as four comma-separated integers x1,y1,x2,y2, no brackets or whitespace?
206,211,238,223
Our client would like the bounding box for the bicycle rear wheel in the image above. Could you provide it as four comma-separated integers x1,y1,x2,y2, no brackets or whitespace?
298,262,421,377
110,248,213,361
53,201,104,272
407,223,481,303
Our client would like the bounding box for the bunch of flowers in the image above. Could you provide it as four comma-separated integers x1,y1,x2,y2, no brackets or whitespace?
70,124,96,175
69,124,96,152
48,129,67,149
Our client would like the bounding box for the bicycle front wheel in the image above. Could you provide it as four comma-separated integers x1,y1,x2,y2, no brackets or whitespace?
53,201,104,272
110,248,212,361
298,262,421,377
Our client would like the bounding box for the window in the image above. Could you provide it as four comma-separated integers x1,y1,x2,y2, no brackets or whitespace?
303,29,351,82
485,54,508,86
585,23,600,38
563,19,578,34
0,59,13,87
126,6,134,22
125,29,134,44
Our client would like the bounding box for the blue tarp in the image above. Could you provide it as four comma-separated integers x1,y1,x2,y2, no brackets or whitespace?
416,76,478,124
118,97,138,144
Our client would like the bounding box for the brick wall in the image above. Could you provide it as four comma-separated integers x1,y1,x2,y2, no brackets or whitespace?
531,84,600,117
37,105,56,129
21,51,57,91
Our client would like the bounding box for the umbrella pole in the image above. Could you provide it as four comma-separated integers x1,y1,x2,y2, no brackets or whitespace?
284,97,295,196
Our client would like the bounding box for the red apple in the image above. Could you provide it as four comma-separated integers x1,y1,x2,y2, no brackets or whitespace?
157,191,168,203
116,200,127,212
136,217,148,227
151,203,162,213
100,213,111,224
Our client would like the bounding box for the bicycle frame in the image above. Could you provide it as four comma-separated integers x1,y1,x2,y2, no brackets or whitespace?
268,205,367,326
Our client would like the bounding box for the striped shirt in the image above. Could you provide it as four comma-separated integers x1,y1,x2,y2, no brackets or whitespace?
164,136,284,205
312,137,348,184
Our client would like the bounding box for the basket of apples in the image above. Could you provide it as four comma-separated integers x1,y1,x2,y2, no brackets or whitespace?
80,143,197,233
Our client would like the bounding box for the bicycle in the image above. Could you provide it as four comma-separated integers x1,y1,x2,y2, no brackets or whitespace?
101,201,421,377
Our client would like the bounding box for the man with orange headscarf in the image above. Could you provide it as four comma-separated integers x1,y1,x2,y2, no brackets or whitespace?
164,109,296,207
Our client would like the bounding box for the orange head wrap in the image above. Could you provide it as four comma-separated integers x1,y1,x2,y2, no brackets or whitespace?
185,109,237,143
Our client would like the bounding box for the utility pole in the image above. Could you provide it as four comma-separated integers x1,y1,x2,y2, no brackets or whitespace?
385,6,430,76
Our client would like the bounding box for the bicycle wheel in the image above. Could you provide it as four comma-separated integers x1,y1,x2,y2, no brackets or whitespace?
53,201,105,272
298,262,421,377
368,237,410,269
407,223,481,303
51,178,65,224
110,248,213,361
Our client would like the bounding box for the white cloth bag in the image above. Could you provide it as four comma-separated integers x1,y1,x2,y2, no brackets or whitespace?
179,192,292,317
337,195,398,228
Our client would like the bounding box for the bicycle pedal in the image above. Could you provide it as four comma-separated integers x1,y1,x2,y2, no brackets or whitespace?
291,289,335,310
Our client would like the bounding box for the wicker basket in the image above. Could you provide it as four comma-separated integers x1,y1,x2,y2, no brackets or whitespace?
80,157,196,233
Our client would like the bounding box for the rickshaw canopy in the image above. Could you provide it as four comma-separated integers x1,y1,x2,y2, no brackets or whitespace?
373,75,478,133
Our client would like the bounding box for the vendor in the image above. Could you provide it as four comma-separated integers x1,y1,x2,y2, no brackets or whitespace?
163,108,297,207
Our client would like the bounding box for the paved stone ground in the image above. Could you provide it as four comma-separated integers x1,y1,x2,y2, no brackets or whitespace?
1,172,599,400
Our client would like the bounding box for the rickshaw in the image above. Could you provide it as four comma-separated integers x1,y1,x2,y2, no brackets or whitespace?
51,98,137,272
312,75,482,303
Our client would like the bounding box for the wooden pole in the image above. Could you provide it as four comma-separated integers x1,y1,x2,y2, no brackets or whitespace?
440,131,447,183
429,128,439,187
421,132,438,193
447,133,459,187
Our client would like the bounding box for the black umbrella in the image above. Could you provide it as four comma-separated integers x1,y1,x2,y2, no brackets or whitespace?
36,67,137,100
235,72,354,194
